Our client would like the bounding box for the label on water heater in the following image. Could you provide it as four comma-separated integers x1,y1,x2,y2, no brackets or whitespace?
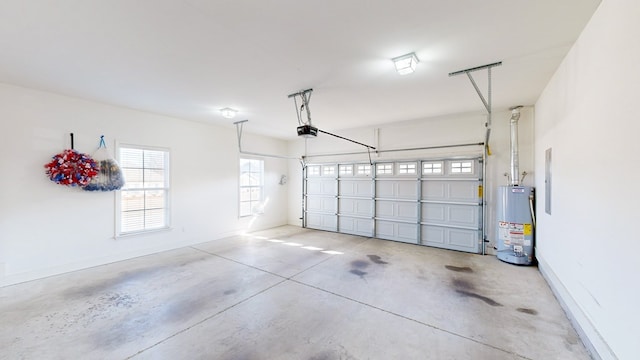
511,188,525,193
498,221,531,246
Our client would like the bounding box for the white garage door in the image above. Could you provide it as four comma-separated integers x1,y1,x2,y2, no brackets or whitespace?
304,158,483,253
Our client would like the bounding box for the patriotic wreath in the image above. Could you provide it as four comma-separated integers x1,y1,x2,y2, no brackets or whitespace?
44,149,99,186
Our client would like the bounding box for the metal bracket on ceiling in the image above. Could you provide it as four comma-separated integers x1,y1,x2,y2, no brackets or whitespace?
288,88,314,126
449,61,501,256
449,61,502,155
233,119,303,164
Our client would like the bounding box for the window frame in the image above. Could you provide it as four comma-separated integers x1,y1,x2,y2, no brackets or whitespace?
322,165,336,177
376,163,394,176
450,160,474,174
239,158,265,218
307,165,321,176
355,164,372,176
422,161,444,175
397,162,417,175
116,143,171,237
338,164,353,176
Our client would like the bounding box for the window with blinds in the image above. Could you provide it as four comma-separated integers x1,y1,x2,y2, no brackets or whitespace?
239,158,264,217
117,146,170,235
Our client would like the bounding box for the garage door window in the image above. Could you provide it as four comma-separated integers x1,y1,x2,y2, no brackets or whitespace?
356,164,371,176
398,162,417,175
322,165,336,176
451,161,473,174
423,162,443,175
339,165,353,176
307,166,320,176
376,163,393,175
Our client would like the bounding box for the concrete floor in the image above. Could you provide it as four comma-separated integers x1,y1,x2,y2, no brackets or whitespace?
0,226,589,360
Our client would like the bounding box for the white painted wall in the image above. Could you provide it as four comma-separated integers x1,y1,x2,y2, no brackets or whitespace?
534,0,639,358
0,83,289,286
287,108,535,253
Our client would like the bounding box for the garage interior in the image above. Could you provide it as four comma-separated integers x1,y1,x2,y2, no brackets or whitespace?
0,1,636,359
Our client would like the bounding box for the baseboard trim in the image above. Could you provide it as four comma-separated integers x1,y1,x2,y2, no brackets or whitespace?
537,253,617,360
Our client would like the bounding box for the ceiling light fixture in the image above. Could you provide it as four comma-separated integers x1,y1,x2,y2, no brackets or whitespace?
220,107,238,119
392,52,419,75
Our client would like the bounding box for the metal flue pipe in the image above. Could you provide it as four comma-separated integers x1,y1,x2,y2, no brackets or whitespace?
509,106,523,186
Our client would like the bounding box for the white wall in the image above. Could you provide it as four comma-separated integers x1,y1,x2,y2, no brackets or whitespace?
534,0,639,358
287,108,535,253
0,83,289,286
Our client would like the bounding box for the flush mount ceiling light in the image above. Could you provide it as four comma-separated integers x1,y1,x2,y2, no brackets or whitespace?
392,52,419,75
220,107,238,119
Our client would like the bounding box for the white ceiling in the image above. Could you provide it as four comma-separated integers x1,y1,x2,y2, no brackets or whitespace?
0,0,600,139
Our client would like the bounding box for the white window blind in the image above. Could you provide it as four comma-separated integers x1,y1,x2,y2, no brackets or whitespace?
118,146,170,235
240,158,264,217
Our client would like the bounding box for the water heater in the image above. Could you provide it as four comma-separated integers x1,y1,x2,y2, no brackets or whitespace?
496,107,535,265
496,186,535,265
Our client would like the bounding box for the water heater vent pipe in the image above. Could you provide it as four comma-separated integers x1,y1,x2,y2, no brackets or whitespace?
509,106,523,186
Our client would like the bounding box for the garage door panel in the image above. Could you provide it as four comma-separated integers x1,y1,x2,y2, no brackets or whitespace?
422,182,446,200
376,181,417,199
376,201,394,218
423,226,445,245
448,181,478,202
422,225,478,252
322,180,338,195
398,223,418,241
339,217,373,237
376,181,395,198
307,182,323,195
422,181,478,202
306,197,322,212
449,206,478,227
449,229,477,248
376,220,418,244
307,213,337,231
397,202,418,219
422,204,446,222
422,203,479,228
339,180,373,197
307,179,337,196
397,181,418,199
307,197,336,213
376,201,418,221
339,198,373,217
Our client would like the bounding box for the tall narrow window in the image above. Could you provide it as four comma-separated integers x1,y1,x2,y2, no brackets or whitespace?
118,146,170,235
240,158,264,217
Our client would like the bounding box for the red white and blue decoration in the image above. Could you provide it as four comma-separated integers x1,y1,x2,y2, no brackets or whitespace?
44,148,99,187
